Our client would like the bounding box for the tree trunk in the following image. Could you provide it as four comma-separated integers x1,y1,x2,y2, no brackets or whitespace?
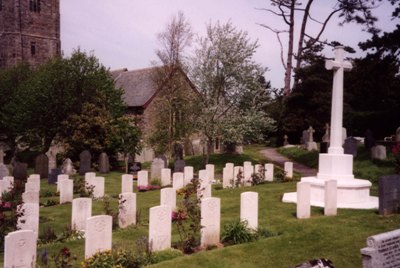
283,0,296,96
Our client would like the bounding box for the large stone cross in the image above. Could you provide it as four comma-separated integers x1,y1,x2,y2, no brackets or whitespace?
325,46,352,154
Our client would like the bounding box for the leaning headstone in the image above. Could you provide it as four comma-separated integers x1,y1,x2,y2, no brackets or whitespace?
161,168,171,186
240,192,258,230
48,168,62,184
34,153,49,178
378,175,400,215
284,162,293,179
4,230,37,268
57,174,69,192
62,158,76,175
85,215,112,259
265,163,274,182
98,152,110,174
79,150,91,175
201,197,221,247
371,145,387,160
205,164,215,182
13,162,28,180
360,229,400,268
137,170,149,188
17,203,39,237
160,187,176,210
149,205,172,252
172,172,184,190
60,179,73,204
121,174,133,193
118,192,136,228
22,191,39,204
0,163,9,180
344,136,358,157
324,180,337,216
297,182,311,219
72,198,92,232
184,166,194,186
151,158,164,180
174,159,185,173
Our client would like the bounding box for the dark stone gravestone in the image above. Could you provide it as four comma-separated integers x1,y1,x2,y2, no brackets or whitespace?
35,153,49,178
130,162,141,173
79,150,91,175
378,175,400,215
344,136,358,157
360,229,400,268
12,162,28,180
48,168,62,184
98,152,110,174
173,143,184,160
364,129,376,150
0,163,9,180
320,142,328,154
174,159,185,173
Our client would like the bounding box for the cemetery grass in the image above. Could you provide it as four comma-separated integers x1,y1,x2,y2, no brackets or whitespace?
1,145,399,267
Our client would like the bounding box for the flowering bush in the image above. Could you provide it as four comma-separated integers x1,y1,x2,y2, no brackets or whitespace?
392,142,400,174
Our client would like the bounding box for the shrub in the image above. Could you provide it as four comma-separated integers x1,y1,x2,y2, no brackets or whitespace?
39,226,58,244
221,220,258,245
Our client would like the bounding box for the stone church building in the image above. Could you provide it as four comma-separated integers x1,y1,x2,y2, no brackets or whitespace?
0,0,61,69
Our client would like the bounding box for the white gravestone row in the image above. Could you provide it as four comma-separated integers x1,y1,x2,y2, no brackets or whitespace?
222,162,275,188
121,174,133,193
118,192,136,228
161,168,171,186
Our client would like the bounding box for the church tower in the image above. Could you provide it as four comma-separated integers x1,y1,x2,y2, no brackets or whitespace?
0,0,61,69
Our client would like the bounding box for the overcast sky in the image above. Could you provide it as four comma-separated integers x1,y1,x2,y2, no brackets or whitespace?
60,1,397,88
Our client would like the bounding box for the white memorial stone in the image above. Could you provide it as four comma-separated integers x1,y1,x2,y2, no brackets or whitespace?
243,164,254,186
27,175,40,192
243,161,252,167
22,191,39,204
3,176,14,189
137,170,149,187
233,166,243,187
149,205,172,252
121,174,133,193
198,169,209,185
161,168,171,186
72,198,92,232
60,179,73,204
240,192,258,230
284,162,293,179
25,182,38,193
85,215,112,258
172,172,184,190
205,164,215,182
222,166,233,188
265,163,274,181
184,166,194,186
151,158,165,180
17,203,39,237
90,177,105,198
160,187,176,210
57,174,69,192
201,197,221,247
324,180,337,216
198,182,212,199
118,192,136,228
297,182,311,219
4,230,37,268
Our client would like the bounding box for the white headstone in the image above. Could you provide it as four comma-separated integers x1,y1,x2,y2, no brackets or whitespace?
243,161,252,167
198,182,212,199
60,179,73,204
184,166,194,186
149,205,172,252
161,168,171,186
4,230,37,268
137,170,149,187
121,174,133,193
17,203,39,237
265,163,274,181
25,182,39,193
324,180,337,216
205,164,215,182
172,172,184,190
297,182,311,219
198,169,209,185
151,158,165,180
201,197,221,247
72,198,92,232
27,175,40,192
22,191,39,204
85,215,112,258
233,166,243,187
222,167,233,188
89,177,105,198
160,187,176,210
254,164,262,175
57,174,69,192
284,162,293,179
240,191,258,230
243,164,254,186
118,192,136,228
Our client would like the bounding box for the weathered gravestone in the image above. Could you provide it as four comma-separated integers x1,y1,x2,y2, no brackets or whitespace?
85,215,112,259
344,136,358,157
360,229,400,268
62,158,76,175
240,192,258,230
149,205,172,252
174,159,185,173
47,151,57,171
118,192,136,228
201,197,221,247
0,163,9,180
72,198,92,232
4,230,37,268
378,175,400,215
98,152,110,174
151,158,164,180
301,129,309,145
79,150,92,175
48,168,62,184
371,145,387,160
12,162,27,180
35,153,49,178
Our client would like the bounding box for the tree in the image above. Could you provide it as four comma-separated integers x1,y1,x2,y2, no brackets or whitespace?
190,21,276,163
259,0,381,95
147,12,198,157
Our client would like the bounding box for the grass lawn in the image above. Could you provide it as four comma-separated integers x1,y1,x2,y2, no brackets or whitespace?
1,145,399,267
